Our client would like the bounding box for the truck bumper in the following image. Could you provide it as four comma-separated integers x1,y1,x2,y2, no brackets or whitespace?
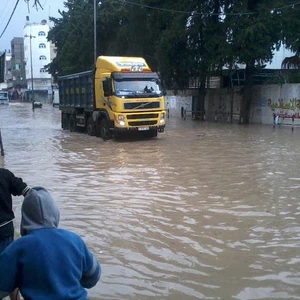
114,124,165,133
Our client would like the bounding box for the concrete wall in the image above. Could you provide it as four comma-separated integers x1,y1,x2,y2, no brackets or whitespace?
166,83,300,124
250,84,300,124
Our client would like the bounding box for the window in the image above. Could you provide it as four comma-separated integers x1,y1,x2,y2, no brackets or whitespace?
39,43,46,48
39,55,47,60
40,68,46,73
38,31,46,36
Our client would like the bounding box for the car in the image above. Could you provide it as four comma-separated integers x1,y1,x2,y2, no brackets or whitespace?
33,101,43,108
0,91,9,105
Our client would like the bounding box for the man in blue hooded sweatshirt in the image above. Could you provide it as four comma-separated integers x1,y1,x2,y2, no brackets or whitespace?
0,187,101,300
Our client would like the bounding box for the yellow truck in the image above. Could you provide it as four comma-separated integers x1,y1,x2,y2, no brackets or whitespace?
58,56,166,139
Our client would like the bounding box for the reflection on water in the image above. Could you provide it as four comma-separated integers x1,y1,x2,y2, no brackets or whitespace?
1,103,300,299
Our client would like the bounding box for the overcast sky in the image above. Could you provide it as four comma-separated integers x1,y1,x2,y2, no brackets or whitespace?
0,0,66,52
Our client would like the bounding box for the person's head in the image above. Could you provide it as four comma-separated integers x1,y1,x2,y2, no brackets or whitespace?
21,187,60,236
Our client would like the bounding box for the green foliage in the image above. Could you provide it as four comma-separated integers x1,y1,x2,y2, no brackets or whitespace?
47,0,299,93
281,0,300,55
47,0,94,76
224,0,282,67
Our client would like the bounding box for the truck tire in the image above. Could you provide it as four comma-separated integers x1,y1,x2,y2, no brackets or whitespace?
100,119,112,140
69,115,76,132
87,116,96,136
61,113,65,129
62,113,69,130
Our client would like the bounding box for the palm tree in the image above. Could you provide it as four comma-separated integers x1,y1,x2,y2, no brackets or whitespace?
281,55,300,69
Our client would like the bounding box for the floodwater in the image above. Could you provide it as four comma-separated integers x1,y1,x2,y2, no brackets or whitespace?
1,103,300,300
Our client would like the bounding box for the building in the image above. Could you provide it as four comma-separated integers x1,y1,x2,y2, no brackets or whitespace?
5,38,27,99
0,51,5,89
23,19,54,102
10,38,26,88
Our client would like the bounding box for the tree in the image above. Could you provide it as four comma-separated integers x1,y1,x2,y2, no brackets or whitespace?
145,0,229,118
281,0,300,69
224,0,282,123
47,0,94,77
47,0,156,76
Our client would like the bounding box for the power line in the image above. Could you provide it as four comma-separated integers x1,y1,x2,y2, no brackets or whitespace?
0,0,11,21
275,1,300,10
0,0,17,34
115,0,300,16
0,0,20,40
0,0,45,42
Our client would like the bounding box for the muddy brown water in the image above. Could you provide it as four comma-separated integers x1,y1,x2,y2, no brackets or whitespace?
1,103,300,299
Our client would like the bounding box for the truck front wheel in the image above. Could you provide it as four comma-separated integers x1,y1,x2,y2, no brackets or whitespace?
100,119,112,140
87,116,96,136
69,115,76,132
62,113,69,130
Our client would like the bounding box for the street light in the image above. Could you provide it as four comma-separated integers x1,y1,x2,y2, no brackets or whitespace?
24,33,35,107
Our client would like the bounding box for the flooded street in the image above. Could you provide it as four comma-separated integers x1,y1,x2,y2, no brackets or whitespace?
1,103,300,299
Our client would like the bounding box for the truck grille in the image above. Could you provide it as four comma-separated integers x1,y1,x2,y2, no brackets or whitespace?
124,102,160,109
127,114,158,119
128,121,157,126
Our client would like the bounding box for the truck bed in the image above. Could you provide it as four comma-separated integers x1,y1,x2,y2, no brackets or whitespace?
58,70,94,109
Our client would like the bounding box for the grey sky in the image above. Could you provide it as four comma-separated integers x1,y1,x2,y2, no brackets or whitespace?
0,0,66,52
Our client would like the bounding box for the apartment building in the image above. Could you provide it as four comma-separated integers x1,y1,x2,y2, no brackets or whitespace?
23,19,53,94
8,38,26,90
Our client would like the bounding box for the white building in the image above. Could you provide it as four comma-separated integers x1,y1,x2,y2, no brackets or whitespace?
23,20,53,91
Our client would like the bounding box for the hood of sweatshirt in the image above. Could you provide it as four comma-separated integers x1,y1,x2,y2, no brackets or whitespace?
21,187,60,236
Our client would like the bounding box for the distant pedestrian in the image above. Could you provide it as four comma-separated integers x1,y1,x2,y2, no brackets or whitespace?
0,187,101,300
0,168,30,300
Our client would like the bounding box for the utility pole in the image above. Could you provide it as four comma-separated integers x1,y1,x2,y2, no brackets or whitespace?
94,0,97,63
24,33,35,107
24,18,35,109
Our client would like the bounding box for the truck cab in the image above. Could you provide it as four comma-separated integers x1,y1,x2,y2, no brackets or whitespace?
95,56,166,138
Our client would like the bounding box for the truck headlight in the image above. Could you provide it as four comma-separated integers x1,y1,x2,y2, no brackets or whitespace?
160,113,165,124
117,115,126,126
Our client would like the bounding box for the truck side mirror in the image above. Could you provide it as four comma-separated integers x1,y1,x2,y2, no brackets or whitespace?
103,78,112,97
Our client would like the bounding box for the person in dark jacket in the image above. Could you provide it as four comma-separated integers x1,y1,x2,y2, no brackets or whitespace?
0,168,30,300
0,187,101,300
0,168,30,250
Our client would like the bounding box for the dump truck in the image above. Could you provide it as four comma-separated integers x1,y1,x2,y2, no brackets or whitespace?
58,56,166,139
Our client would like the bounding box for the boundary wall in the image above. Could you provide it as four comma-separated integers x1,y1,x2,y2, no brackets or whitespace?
165,84,300,125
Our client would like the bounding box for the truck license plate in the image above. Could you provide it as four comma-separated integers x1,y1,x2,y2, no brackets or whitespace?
138,127,149,131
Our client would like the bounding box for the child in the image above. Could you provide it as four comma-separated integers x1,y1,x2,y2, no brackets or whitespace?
0,187,101,300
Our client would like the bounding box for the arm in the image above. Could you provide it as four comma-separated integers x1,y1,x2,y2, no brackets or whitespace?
5,169,30,196
80,243,101,289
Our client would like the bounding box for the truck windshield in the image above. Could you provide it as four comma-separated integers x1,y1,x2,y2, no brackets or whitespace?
114,78,162,98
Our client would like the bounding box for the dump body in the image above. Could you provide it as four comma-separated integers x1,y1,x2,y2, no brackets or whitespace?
58,56,166,139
